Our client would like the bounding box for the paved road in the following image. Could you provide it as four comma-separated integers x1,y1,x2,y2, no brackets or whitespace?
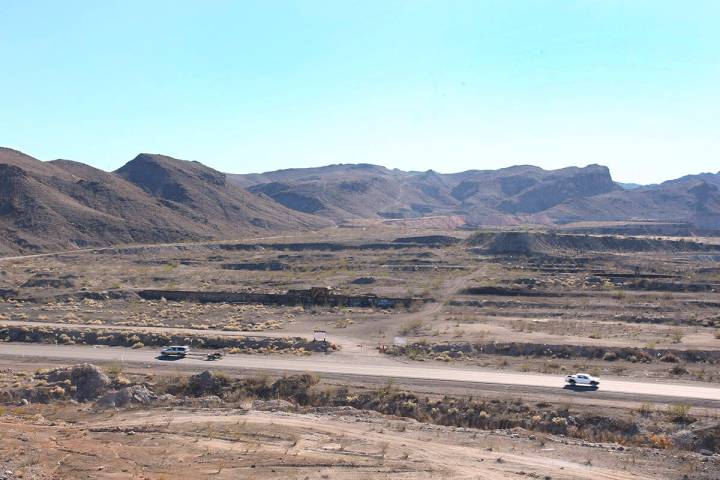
2,343,720,402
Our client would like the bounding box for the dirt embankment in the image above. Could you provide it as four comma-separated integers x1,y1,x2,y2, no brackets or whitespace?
136,288,431,309
0,324,335,353
9,287,432,309
215,239,450,252
460,286,561,297
221,261,290,271
0,288,18,298
392,235,461,246
468,231,718,254
384,342,720,364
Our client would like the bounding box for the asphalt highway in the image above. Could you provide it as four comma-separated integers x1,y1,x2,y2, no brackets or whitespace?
2,343,719,402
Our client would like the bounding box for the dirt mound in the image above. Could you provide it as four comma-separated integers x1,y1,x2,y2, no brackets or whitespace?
0,324,336,353
468,231,716,254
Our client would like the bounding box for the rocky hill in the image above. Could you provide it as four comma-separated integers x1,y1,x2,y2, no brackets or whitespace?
2,145,720,254
0,148,327,254
227,164,620,224
230,163,720,229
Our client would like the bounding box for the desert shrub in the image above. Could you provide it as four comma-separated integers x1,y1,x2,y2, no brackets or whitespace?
105,362,123,376
243,374,271,391
670,330,684,344
153,374,189,395
660,353,679,363
648,434,673,449
637,402,654,417
667,403,692,423
269,374,319,404
669,365,689,376
398,318,426,336
551,416,568,426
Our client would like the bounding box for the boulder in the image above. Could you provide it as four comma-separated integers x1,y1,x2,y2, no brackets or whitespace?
96,385,157,408
44,364,110,401
252,399,295,412
672,423,720,454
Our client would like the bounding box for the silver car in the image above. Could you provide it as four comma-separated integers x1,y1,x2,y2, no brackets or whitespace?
161,345,190,357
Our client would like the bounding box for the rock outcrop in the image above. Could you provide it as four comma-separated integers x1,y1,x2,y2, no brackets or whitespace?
43,363,111,401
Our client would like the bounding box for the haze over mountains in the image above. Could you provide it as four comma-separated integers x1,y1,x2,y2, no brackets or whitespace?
2,146,720,254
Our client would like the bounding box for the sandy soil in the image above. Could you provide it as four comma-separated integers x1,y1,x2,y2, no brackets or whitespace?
2,404,709,480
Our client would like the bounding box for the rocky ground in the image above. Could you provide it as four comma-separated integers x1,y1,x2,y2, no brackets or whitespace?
2,230,720,382
2,229,720,478
1,364,718,480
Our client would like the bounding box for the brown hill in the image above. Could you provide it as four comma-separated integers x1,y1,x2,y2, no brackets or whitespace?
230,163,720,229
3,145,720,255
543,179,720,227
468,231,717,255
229,164,620,224
0,148,327,254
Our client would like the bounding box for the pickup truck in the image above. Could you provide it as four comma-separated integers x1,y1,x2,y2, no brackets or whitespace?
565,373,600,388
160,345,190,358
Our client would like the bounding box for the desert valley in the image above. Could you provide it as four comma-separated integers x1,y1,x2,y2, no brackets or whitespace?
1,146,720,479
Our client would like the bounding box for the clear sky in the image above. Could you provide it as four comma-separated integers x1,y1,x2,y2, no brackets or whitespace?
1,1,718,183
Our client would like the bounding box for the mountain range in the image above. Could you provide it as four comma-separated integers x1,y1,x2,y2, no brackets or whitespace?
0,148,327,255
2,146,720,254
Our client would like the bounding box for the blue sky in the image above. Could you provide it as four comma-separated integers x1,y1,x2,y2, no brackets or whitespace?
1,1,718,183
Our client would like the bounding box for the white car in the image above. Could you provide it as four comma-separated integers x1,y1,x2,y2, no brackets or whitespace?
565,373,599,388
161,345,190,357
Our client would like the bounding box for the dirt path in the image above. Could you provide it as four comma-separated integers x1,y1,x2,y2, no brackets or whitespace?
0,231,317,263
87,409,653,480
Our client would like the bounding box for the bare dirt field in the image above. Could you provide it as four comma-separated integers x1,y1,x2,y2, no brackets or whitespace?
1,364,718,480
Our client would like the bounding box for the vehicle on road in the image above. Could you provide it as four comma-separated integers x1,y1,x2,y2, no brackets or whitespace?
206,351,224,361
160,345,190,358
565,373,600,388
